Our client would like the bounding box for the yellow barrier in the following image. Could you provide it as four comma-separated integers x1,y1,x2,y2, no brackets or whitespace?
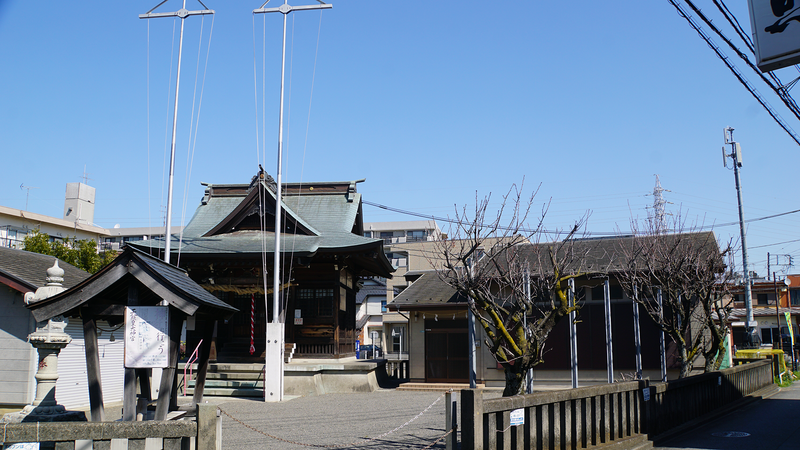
735,349,788,378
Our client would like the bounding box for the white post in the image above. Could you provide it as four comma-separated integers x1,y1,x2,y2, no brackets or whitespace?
569,278,579,388
657,287,667,382
604,279,614,383
524,268,533,393
633,283,642,379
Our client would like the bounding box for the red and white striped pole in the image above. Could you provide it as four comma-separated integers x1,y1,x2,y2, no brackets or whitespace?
250,294,256,355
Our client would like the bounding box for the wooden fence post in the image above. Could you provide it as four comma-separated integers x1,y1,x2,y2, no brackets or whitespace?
639,379,651,437
461,389,484,450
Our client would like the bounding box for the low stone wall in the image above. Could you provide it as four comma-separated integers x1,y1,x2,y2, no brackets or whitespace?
1,404,219,450
285,360,384,396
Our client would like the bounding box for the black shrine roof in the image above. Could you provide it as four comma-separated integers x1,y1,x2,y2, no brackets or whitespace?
27,246,238,322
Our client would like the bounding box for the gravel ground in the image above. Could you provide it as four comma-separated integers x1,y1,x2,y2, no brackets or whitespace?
93,387,506,448
214,389,459,449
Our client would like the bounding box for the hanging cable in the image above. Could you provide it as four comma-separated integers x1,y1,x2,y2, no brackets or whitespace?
280,11,327,316
147,20,153,237
688,0,800,121
177,14,215,266
362,200,800,235
252,14,262,166
667,0,800,145
155,17,179,261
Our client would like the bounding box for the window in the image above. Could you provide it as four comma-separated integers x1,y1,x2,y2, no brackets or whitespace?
296,288,334,318
381,299,387,313
761,327,779,345
757,293,776,305
380,231,394,243
791,289,800,306
407,230,426,242
363,231,372,238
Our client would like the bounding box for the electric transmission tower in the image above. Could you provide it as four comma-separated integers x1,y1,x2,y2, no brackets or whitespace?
648,175,670,234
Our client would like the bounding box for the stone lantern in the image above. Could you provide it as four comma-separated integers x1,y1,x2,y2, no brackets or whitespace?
2,260,86,423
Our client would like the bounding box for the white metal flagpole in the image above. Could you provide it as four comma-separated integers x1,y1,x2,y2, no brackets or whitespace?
140,1,214,264
253,0,332,402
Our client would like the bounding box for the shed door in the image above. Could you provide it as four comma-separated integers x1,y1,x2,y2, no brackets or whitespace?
58,321,125,410
425,319,468,383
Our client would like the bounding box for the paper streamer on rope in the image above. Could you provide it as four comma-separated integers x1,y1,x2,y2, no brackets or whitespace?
250,294,256,355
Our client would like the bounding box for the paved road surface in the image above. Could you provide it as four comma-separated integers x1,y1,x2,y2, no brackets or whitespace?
656,383,800,450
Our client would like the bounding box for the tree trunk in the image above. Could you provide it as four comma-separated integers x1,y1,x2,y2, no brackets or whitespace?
678,341,692,378
503,366,526,397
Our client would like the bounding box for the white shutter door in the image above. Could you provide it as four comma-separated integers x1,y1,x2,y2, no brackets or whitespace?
57,321,125,410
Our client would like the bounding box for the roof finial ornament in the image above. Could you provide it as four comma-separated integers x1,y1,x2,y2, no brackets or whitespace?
249,165,277,192
25,260,67,305
46,259,65,286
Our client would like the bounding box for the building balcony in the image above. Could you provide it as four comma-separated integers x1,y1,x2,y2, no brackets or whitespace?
0,237,25,249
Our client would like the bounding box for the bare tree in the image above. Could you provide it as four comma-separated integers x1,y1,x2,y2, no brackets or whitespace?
617,214,733,378
434,184,588,396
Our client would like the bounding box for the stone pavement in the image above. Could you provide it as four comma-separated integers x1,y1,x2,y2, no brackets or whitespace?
655,383,800,450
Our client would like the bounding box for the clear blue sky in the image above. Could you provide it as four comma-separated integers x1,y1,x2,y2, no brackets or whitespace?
0,0,797,278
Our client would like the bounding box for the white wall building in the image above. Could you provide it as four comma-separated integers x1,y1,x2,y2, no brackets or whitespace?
0,182,181,253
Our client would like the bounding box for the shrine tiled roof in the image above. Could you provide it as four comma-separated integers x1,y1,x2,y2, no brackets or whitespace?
130,177,394,277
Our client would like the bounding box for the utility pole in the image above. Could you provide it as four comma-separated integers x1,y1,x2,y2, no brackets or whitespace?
723,127,756,347
253,0,332,403
140,0,214,264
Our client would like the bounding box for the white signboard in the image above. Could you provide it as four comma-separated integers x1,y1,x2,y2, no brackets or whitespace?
510,408,525,426
125,306,169,368
5,443,39,450
748,0,800,71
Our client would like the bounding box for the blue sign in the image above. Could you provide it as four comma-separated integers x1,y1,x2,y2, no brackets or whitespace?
355,339,360,359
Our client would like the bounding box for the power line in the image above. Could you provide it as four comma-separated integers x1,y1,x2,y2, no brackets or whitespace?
362,200,621,236
750,237,800,250
691,0,800,124
667,0,800,145
363,200,800,236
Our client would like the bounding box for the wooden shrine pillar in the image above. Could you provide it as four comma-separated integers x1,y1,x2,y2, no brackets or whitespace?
81,314,105,422
123,285,139,421
154,310,184,420
192,319,217,407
